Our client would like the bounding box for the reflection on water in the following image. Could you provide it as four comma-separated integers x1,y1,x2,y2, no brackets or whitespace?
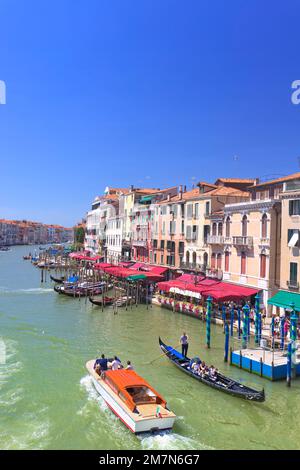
0,246,300,449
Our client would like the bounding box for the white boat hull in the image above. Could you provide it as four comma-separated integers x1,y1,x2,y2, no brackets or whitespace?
91,376,175,434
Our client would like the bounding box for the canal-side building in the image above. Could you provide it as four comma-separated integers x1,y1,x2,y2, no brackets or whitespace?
131,187,178,263
279,173,300,292
221,179,282,312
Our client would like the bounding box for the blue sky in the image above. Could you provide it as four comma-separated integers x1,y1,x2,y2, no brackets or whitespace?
1,0,300,226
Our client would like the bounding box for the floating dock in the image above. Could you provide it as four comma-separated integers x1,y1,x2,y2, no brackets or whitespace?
230,347,300,380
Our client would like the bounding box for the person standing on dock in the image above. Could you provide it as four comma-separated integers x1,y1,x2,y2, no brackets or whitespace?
180,332,189,357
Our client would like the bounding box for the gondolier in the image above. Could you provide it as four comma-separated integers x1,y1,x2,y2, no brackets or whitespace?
180,332,189,357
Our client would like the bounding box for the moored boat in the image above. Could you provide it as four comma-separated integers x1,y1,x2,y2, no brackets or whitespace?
86,359,176,433
50,274,65,284
89,296,114,306
159,338,265,402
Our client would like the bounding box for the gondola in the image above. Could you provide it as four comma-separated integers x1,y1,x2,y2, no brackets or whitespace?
89,296,114,306
159,338,265,402
50,274,65,284
54,284,105,298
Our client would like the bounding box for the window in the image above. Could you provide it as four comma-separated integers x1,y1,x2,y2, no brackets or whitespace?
160,240,165,249
192,225,198,240
194,203,199,218
203,252,208,267
225,251,230,272
161,206,167,215
186,225,192,240
218,223,223,236
289,200,300,216
241,252,246,275
242,215,247,237
260,254,267,278
187,204,193,219
217,253,222,269
205,202,210,216
212,223,217,236
160,254,164,264
288,229,299,247
290,263,298,284
225,217,230,237
162,221,165,235
186,251,190,264
211,253,216,269
181,220,184,234
261,214,268,238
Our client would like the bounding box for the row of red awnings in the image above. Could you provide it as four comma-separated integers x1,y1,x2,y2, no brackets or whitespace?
157,274,259,302
93,262,169,282
69,252,103,261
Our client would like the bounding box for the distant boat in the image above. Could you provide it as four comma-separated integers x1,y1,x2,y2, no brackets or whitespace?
0,247,10,252
86,359,176,434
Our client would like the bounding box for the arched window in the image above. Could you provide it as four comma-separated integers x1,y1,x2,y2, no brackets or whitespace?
225,217,231,237
192,252,197,264
203,252,208,267
260,254,267,278
218,223,223,236
242,215,248,237
217,253,222,269
211,253,216,269
241,251,246,274
186,251,190,264
212,223,217,236
225,251,230,272
261,213,267,238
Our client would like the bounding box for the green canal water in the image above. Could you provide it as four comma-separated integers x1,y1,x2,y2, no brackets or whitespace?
1,245,300,450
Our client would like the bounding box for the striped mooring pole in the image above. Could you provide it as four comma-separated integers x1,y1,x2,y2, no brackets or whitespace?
242,304,250,349
254,293,260,344
271,316,275,338
224,322,229,362
287,341,292,387
290,304,297,342
222,305,226,333
290,305,298,378
237,307,241,339
230,307,234,337
206,296,212,349
280,316,285,350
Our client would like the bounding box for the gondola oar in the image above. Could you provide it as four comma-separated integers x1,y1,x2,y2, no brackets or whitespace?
145,343,182,365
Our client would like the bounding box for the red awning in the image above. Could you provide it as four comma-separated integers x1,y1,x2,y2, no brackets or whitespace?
157,276,259,301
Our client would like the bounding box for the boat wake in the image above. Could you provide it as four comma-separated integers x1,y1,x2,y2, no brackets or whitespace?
139,432,200,450
79,375,210,450
0,287,53,295
0,338,21,389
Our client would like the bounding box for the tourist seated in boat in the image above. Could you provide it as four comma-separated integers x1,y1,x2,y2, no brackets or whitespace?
209,365,217,380
125,360,134,370
94,354,108,372
111,356,123,370
191,359,201,373
95,363,101,376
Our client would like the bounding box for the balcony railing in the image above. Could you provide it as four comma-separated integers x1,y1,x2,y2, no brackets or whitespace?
259,237,270,246
206,235,224,244
132,239,147,247
287,280,299,290
179,262,206,272
232,236,253,247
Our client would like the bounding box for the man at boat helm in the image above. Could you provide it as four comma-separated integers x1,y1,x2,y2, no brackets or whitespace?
94,354,108,372
180,332,189,357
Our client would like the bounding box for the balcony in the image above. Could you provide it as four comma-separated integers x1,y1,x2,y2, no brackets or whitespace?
287,280,299,290
232,236,253,247
206,235,224,244
259,237,270,246
180,262,206,272
132,239,147,247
